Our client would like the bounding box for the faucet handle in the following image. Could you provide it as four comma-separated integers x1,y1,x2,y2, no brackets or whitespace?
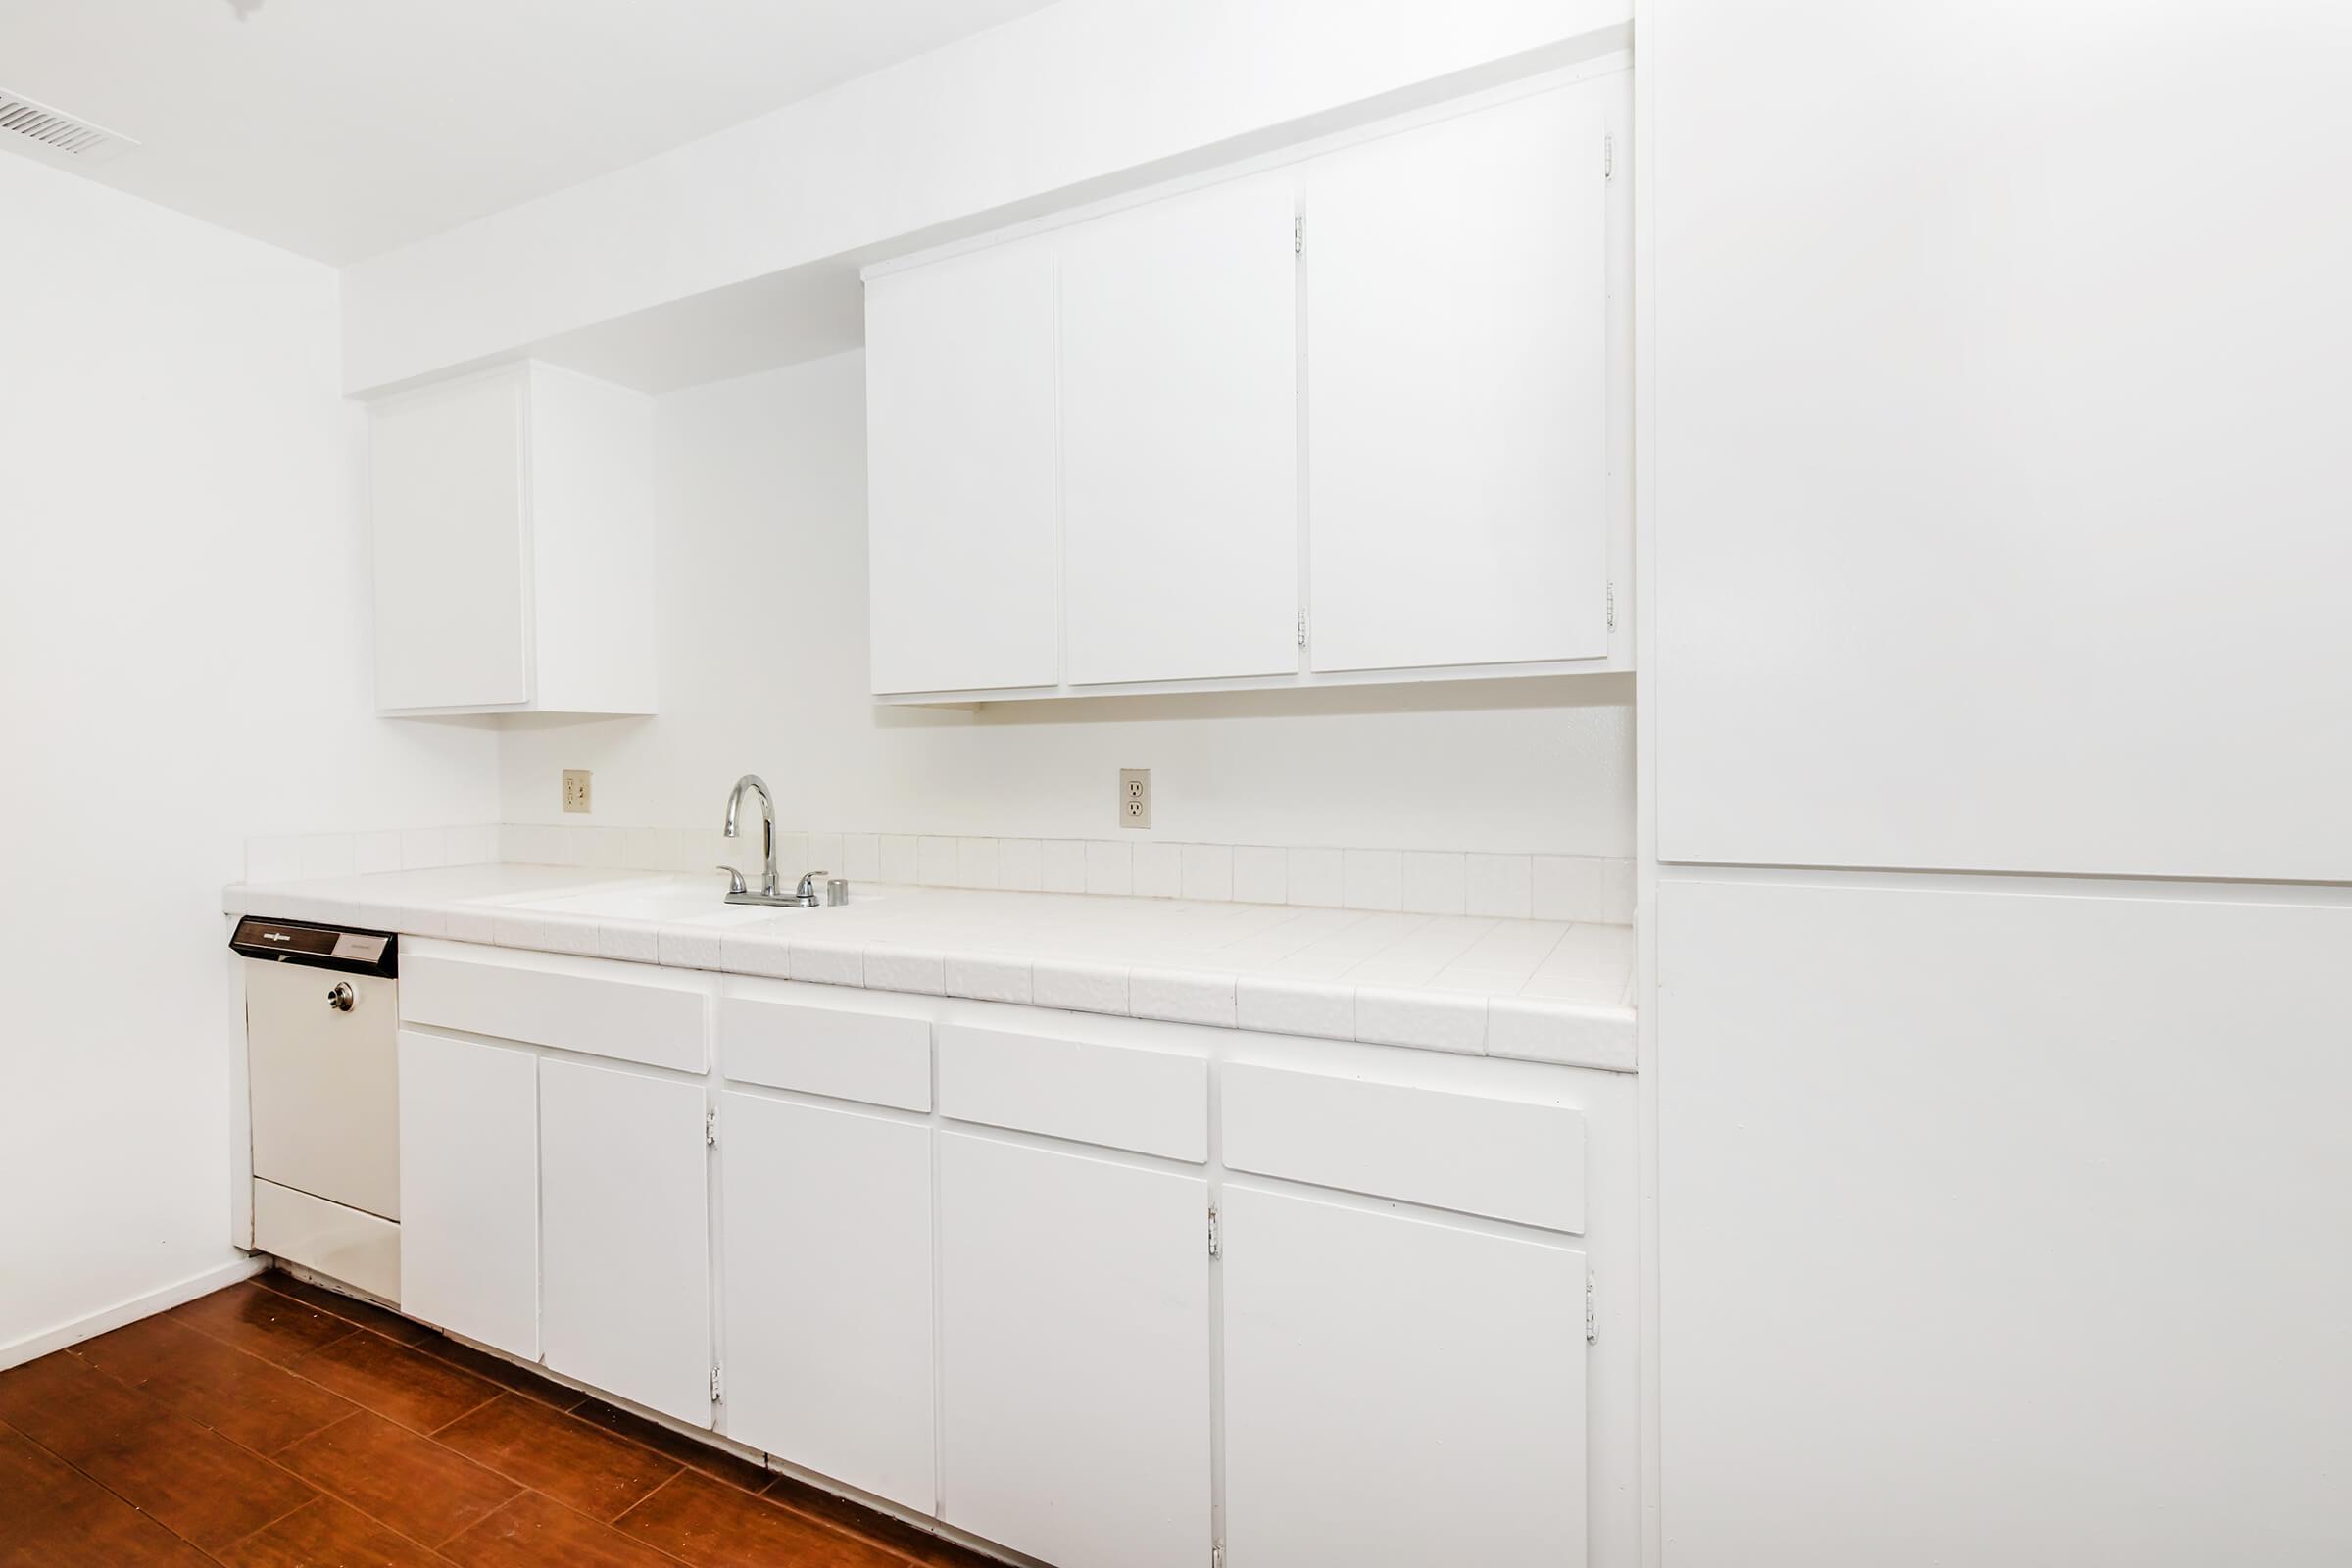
796,870,829,903
716,864,748,896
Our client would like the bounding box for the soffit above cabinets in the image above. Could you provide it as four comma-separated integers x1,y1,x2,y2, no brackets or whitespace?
0,0,1057,264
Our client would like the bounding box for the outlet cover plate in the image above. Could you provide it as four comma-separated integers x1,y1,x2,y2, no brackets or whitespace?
1119,768,1151,829
563,769,592,813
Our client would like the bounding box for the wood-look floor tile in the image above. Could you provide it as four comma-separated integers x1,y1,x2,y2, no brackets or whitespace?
436,1394,681,1521
259,1272,436,1345
620,1469,909,1567
0,1423,217,1567
0,1353,315,1551
274,1409,520,1547
74,1312,356,1455
761,1473,998,1567
294,1329,501,1434
417,1335,585,1412
570,1396,770,1493
169,1278,360,1368
215,1494,449,1568
441,1490,686,1568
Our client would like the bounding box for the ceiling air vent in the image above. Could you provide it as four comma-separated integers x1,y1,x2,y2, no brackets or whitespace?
0,89,137,165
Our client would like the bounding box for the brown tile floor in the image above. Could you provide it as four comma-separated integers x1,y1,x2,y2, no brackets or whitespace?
0,1271,999,1567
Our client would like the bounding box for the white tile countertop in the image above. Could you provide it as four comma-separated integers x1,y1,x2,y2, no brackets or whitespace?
223,865,1635,1070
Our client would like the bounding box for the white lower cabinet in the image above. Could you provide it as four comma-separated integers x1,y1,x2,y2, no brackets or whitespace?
937,1132,1211,1568
395,1029,540,1359
719,1093,935,1512
1221,1186,1589,1566
539,1056,712,1425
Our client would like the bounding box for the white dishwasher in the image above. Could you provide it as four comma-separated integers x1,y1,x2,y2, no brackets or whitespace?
232,915,403,1300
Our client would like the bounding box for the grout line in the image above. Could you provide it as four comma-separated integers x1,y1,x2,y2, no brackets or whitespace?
607,1465,682,1527
205,1492,325,1561
427,1386,509,1437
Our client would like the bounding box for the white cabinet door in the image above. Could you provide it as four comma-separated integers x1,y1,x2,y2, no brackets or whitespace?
937,1133,1209,1568
394,1030,539,1359
720,1093,934,1512
1304,81,1612,673
866,239,1061,695
1221,1187,1588,1567
369,370,530,710
539,1057,711,1425
1060,175,1299,684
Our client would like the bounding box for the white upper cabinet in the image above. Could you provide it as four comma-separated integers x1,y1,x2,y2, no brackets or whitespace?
865,238,1061,696
368,361,657,716
860,64,1629,703
1060,175,1300,685
1304,81,1613,674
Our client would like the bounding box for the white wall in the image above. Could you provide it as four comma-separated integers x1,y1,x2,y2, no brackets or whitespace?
497,351,1632,858
342,0,1635,392
1639,1,2352,1560
0,155,500,1360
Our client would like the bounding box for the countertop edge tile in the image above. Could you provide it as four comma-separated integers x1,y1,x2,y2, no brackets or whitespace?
1354,986,1488,1055
1128,966,1239,1029
1235,976,1355,1042
1488,997,1638,1072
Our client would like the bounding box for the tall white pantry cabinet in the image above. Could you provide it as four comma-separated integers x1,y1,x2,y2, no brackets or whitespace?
863,64,1631,701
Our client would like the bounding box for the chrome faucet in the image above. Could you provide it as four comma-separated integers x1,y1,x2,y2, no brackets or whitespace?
719,774,825,906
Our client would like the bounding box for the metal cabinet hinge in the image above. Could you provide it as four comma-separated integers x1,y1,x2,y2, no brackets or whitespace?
1212,1544,1226,1568
1606,581,1616,633
1585,1275,1597,1346
1295,609,1308,648
1293,215,1303,255
1207,1205,1221,1259
704,1109,716,1147
1604,133,1615,179
710,1363,724,1402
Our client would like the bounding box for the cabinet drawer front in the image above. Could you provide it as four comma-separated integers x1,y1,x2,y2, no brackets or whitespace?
401,949,707,1073
1222,1062,1585,1233
721,995,932,1111
937,1023,1206,1162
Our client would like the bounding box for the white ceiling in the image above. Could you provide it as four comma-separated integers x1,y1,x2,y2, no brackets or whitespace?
0,0,1056,265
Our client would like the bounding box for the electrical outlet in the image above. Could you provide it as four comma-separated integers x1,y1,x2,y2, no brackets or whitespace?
562,769,592,813
1119,768,1151,829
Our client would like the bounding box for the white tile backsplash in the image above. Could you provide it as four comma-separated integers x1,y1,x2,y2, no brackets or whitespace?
1343,848,1404,911
956,837,999,889
1042,839,1088,894
1233,845,1285,905
998,838,1044,892
244,819,1631,926
1181,843,1234,902
353,830,404,875
843,833,880,881
1288,847,1344,908
1465,853,1534,918
1133,841,1182,898
1401,851,1467,915
1086,839,1134,896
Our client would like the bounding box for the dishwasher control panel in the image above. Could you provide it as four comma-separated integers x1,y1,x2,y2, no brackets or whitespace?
230,916,398,978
